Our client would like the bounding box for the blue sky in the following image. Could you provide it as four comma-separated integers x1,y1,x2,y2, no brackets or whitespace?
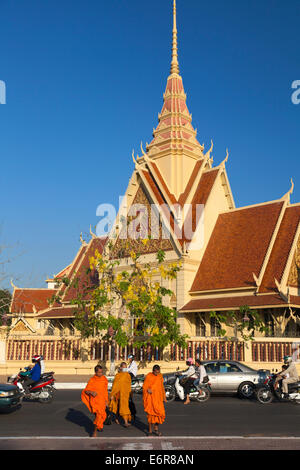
0,0,299,289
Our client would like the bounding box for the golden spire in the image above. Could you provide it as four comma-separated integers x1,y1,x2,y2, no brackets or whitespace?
170,0,180,75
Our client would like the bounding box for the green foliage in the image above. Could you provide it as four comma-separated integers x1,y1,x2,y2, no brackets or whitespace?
0,289,12,326
209,306,269,341
54,240,187,355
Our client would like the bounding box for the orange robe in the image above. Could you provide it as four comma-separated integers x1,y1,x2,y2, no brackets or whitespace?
143,372,166,424
81,375,108,431
109,371,132,422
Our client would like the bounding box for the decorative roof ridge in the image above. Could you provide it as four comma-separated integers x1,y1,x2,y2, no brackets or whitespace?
249,199,288,289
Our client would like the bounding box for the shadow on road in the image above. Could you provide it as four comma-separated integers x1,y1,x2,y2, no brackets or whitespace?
131,416,148,435
65,408,94,436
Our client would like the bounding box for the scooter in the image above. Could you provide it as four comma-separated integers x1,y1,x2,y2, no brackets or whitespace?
165,374,211,403
256,372,300,404
131,374,145,394
8,368,56,404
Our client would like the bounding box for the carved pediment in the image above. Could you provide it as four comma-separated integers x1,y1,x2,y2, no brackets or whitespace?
288,235,300,287
112,185,173,259
11,319,35,334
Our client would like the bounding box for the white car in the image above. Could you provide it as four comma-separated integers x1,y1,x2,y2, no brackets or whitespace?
202,360,269,398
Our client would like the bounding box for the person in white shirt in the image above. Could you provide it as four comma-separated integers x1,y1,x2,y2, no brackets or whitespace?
194,359,207,389
180,358,197,405
127,355,138,379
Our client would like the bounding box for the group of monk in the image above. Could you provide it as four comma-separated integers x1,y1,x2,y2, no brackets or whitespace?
81,362,167,437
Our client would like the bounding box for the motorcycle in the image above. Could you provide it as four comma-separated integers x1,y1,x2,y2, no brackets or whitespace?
131,374,145,394
8,367,56,404
256,372,300,405
164,373,211,403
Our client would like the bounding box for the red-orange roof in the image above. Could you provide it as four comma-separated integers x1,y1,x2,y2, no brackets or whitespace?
10,289,56,314
36,306,77,319
181,293,300,312
259,205,300,293
62,237,107,302
190,201,284,292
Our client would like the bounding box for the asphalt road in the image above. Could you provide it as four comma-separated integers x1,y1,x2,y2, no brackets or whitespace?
1,391,300,450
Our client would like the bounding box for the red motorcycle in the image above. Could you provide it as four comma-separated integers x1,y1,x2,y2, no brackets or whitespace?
8,368,56,404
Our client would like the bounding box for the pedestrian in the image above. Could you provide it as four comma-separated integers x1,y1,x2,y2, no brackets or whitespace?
143,364,166,436
180,358,197,405
109,362,132,427
81,365,108,437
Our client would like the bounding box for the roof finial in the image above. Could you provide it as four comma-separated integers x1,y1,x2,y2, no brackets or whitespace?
170,0,180,75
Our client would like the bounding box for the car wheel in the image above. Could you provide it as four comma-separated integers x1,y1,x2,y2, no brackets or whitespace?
164,385,176,402
238,381,255,399
256,387,274,404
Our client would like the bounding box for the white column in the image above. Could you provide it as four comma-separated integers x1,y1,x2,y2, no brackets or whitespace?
0,327,7,364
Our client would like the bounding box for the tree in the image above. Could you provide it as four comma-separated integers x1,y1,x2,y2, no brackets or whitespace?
0,289,12,326
209,306,269,342
51,239,188,374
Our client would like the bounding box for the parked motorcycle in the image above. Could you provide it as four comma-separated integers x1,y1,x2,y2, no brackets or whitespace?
131,374,145,394
8,368,56,404
256,372,300,404
164,373,211,403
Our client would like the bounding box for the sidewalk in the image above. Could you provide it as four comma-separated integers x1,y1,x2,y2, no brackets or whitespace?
0,374,93,389
0,374,118,389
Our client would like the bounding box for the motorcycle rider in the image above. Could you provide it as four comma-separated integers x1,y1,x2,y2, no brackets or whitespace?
180,358,197,405
127,354,138,380
194,359,207,390
275,356,299,398
21,355,42,395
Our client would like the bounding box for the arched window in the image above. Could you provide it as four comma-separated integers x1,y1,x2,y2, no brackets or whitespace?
195,314,206,337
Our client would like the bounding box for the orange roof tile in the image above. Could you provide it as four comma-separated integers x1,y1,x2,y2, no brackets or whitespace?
259,205,300,293
190,201,284,292
62,237,107,302
181,293,300,312
10,289,56,314
36,306,77,319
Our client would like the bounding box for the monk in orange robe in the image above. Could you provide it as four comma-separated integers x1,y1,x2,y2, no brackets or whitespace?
109,362,132,427
143,364,167,436
81,365,108,437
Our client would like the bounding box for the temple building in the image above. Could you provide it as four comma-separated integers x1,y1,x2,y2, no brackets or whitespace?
8,1,300,366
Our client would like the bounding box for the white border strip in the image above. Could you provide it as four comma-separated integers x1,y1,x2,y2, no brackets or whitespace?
1,436,300,440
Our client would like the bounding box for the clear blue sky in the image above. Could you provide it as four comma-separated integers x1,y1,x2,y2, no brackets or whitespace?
0,0,299,289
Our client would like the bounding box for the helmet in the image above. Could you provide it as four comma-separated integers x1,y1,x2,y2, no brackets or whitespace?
128,354,134,360
283,356,292,364
187,357,194,365
32,355,41,363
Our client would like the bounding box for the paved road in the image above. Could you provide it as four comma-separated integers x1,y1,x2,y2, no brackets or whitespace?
1,391,300,450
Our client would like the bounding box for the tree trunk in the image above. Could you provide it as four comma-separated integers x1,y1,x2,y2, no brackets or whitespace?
109,339,116,376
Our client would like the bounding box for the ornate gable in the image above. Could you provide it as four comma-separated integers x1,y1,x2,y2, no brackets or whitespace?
11,319,35,334
112,184,173,259
288,235,300,287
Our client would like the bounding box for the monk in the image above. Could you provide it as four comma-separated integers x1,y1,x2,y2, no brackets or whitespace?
81,365,108,437
109,362,132,427
143,364,167,436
